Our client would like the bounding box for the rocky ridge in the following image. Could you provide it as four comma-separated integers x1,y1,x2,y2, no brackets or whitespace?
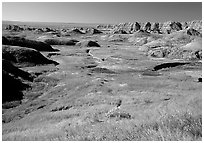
96,20,202,34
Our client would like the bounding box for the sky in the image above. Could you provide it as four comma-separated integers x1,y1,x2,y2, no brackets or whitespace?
2,2,202,24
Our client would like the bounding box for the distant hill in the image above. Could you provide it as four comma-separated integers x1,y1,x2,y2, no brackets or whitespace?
2,20,111,29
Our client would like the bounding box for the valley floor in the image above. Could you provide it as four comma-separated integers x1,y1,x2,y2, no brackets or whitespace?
2,41,202,141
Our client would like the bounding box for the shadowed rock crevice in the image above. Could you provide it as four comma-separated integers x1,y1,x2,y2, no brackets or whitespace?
2,59,34,81
152,62,189,71
187,28,202,37
2,70,29,103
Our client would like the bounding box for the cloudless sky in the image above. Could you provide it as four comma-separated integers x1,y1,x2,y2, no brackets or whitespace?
2,2,202,24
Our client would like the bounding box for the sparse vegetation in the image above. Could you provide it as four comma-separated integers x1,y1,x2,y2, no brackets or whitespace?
44,38,79,45
63,112,201,141
2,20,202,141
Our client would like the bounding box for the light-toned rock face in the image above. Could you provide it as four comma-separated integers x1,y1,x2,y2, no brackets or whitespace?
122,21,202,61
132,22,141,32
187,20,202,32
143,22,151,32
151,22,161,33
97,20,202,35
133,37,148,46
181,38,202,51
187,28,202,36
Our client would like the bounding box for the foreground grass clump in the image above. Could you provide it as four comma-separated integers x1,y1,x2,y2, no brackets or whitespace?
65,112,201,141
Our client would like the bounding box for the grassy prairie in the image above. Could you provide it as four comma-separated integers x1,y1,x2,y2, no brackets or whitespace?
2,21,202,141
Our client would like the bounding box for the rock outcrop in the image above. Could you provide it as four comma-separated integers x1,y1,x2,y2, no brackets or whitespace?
2,36,58,52
5,25,24,31
187,28,202,36
151,22,161,33
108,34,129,42
2,45,59,67
96,24,115,29
113,29,128,34
143,22,152,32
90,28,103,34
3,59,34,81
69,28,84,34
109,20,202,34
76,40,100,47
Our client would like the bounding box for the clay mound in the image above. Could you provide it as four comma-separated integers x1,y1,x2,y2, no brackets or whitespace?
113,29,128,34
147,47,170,58
90,28,103,34
2,45,59,67
69,28,84,34
139,39,172,52
169,22,182,31
181,39,202,51
134,37,148,46
147,39,202,60
187,28,202,37
145,39,170,47
132,30,151,38
3,59,34,81
5,24,24,31
146,38,202,60
162,30,194,47
2,36,59,52
147,47,202,60
76,40,100,47
44,38,79,45
129,32,162,44
108,34,129,42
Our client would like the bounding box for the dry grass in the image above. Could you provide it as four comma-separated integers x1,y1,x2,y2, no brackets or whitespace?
3,105,201,141
63,112,201,141
2,22,202,141
44,38,79,45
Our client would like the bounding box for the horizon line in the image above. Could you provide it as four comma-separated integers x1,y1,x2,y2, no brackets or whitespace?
2,19,202,25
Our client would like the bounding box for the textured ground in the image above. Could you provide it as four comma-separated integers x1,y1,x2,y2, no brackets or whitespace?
2,22,202,141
